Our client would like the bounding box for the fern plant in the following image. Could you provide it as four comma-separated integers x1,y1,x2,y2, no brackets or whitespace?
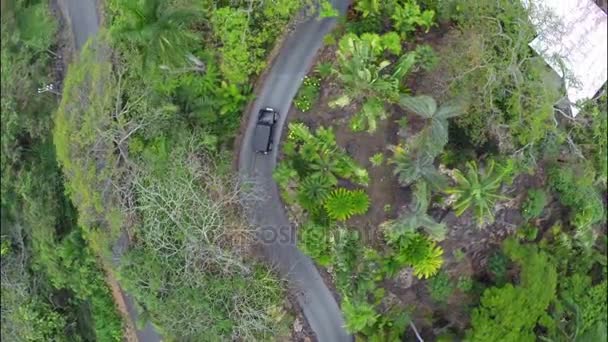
324,188,370,221
342,296,380,333
446,160,510,226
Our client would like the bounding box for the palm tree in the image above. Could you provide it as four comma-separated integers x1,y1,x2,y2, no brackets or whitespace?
399,95,465,154
298,174,333,210
382,182,446,241
389,144,448,190
112,0,199,68
324,188,370,221
445,160,510,226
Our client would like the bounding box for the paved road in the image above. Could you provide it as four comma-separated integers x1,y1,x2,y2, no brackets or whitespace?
238,1,352,341
59,1,161,341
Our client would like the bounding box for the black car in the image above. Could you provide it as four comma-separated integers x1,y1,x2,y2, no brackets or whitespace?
254,107,278,154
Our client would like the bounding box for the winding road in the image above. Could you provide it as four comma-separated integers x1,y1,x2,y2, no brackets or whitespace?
59,0,161,341
62,0,352,340
238,1,352,341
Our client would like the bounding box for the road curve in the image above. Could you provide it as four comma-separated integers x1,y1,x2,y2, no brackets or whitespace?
238,1,352,341
59,1,161,341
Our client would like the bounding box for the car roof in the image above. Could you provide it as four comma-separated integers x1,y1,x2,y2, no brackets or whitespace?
253,124,271,151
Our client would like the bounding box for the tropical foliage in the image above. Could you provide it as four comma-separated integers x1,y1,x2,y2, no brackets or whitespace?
467,239,557,341
324,188,370,221
446,160,512,226
1,1,123,340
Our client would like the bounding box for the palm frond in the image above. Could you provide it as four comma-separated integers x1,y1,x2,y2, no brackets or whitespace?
399,95,437,119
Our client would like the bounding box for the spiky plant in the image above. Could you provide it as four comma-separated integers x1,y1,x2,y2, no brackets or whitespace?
389,144,447,190
298,174,333,210
387,232,443,279
369,152,385,167
324,188,370,221
412,242,443,279
446,160,510,226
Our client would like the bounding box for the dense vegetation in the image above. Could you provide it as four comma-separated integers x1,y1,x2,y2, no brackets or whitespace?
278,0,608,340
1,1,123,340
51,0,311,339
3,0,606,340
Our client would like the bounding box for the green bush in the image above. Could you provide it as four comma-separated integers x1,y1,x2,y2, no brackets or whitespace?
548,164,605,232
516,224,539,242
342,296,380,333
294,76,321,112
521,188,548,221
369,152,385,167
441,0,560,149
488,251,509,285
571,93,607,188
427,271,454,303
467,239,558,341
457,275,473,292
388,232,444,279
391,1,435,37
414,44,438,71
298,221,333,266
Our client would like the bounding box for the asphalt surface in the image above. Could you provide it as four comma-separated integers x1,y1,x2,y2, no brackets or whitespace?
238,1,352,341
59,1,161,341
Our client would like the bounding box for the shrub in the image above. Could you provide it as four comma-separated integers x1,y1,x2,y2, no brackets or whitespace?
369,152,385,167
388,232,444,279
427,271,454,303
414,44,438,71
548,164,605,232
298,221,333,266
488,251,509,285
391,1,435,37
467,239,557,342
516,224,539,242
521,188,548,221
457,276,473,292
452,248,466,262
342,296,380,333
294,76,321,112
316,62,333,78
324,188,370,221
